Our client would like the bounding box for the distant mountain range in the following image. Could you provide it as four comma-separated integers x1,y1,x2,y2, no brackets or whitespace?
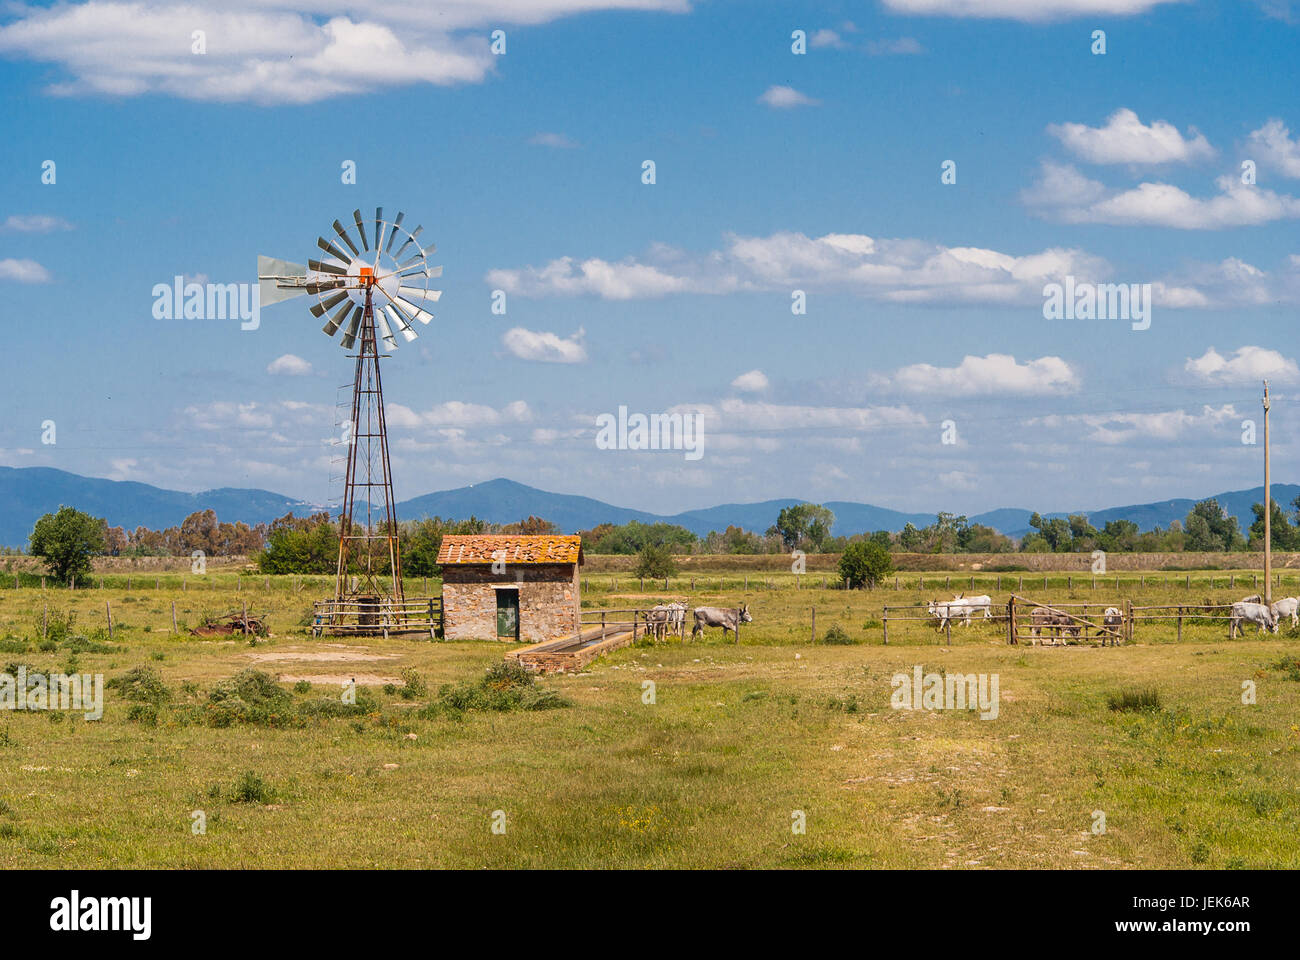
0,466,1292,547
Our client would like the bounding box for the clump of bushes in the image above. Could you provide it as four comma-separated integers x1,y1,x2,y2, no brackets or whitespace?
1108,687,1162,713
436,661,570,714
1270,656,1300,682
225,770,277,805
822,625,856,645
399,668,427,701
204,669,296,727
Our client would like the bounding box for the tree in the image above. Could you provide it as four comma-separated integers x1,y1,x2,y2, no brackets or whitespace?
633,542,677,579
1248,499,1299,551
770,503,835,551
256,512,339,574
1184,499,1243,551
29,506,106,584
839,540,893,589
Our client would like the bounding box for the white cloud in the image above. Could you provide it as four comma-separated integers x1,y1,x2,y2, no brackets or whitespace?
809,29,846,48
489,230,1111,306
881,0,1183,20
486,255,695,299
1247,119,1300,178
0,258,50,283
1023,162,1300,228
528,131,578,148
1,214,72,232
0,1,689,104
864,37,925,54
386,399,533,430
730,369,770,393
671,397,925,432
501,326,587,363
1029,405,1238,444
1184,346,1300,384
266,353,313,376
1048,109,1214,165
757,85,819,109
883,353,1080,396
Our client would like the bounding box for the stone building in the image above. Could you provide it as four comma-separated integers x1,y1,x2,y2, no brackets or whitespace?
436,534,583,642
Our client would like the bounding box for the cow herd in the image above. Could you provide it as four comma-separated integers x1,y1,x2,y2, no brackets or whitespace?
646,602,752,640
1230,595,1300,636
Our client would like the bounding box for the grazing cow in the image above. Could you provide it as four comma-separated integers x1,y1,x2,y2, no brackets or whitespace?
691,604,752,640
1230,601,1276,638
1101,606,1123,640
1270,597,1300,632
1029,606,1080,644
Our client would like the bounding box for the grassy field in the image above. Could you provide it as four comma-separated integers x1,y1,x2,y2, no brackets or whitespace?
0,569,1298,868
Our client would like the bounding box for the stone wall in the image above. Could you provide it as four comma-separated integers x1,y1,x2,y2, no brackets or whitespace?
441,563,579,642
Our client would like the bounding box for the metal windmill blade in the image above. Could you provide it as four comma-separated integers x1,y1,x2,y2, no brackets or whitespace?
321,300,353,336
398,285,441,302
338,305,363,349
308,258,348,276
375,309,398,351
352,209,369,251
384,211,405,253
310,290,350,319
331,220,360,257
373,207,384,252
316,236,353,264
383,304,419,342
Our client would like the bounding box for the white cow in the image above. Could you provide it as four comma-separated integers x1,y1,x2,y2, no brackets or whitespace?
1101,607,1123,639
928,594,992,629
1230,601,1277,638
1270,597,1300,632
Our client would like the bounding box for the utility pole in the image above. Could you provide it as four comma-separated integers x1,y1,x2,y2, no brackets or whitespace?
1264,380,1272,604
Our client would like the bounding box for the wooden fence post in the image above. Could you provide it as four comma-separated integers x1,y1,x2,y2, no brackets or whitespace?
171,601,178,634
43,601,48,640
106,600,113,639
810,605,816,644
1125,599,1133,643
1177,606,1183,643
882,608,889,645
1007,597,1015,644
242,601,249,636
944,616,951,645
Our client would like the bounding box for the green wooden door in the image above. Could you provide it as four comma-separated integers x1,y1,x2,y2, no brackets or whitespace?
496,589,519,641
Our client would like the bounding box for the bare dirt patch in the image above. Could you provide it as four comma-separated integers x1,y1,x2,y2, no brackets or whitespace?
246,646,399,664
276,673,401,686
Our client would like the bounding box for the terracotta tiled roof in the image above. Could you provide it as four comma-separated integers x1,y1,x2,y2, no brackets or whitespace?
436,534,584,565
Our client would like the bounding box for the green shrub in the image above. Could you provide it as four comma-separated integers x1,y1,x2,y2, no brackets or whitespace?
105,665,172,705
1108,687,1162,713
293,680,312,694
228,771,276,804
822,625,855,645
399,668,428,700
204,669,295,727
436,660,569,714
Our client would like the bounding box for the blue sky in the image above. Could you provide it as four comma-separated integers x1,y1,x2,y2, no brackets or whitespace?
1,0,1298,521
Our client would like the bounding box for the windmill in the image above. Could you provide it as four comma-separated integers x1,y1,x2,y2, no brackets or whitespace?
258,208,441,636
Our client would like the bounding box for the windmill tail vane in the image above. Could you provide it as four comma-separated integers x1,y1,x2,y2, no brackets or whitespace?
258,207,443,638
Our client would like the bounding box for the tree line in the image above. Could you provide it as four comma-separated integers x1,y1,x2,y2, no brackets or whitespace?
18,495,1298,586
